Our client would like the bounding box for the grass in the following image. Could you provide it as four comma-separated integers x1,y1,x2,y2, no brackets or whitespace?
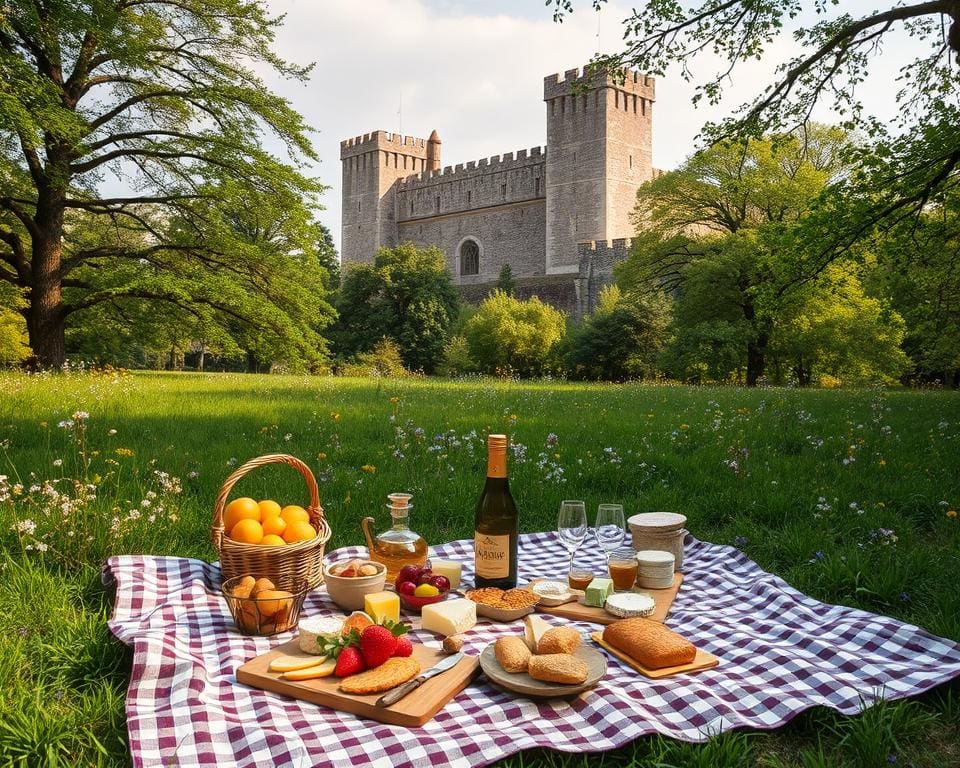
1,370,958,767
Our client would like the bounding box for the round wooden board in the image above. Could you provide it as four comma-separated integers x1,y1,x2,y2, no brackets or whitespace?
479,644,607,699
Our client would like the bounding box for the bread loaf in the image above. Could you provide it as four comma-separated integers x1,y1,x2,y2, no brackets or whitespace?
537,626,581,655
527,653,589,684
494,636,532,673
602,617,696,669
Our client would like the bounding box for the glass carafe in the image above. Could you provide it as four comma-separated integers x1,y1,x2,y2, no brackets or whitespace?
361,493,429,582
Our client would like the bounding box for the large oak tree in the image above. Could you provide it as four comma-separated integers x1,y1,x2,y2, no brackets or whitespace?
0,0,330,367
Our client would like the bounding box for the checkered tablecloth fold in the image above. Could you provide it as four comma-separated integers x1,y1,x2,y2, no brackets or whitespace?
106,532,960,767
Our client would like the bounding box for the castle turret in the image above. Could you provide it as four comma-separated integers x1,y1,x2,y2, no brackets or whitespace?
340,131,430,266
426,130,442,172
543,66,655,273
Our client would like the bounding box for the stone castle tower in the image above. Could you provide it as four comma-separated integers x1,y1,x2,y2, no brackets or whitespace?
341,65,656,316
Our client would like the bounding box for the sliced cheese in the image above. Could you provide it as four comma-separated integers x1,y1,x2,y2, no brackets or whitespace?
269,654,328,673
421,598,476,636
523,613,552,652
282,658,336,681
298,616,345,655
364,591,400,624
430,560,462,590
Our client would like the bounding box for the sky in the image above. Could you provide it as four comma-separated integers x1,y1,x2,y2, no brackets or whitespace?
259,1,933,254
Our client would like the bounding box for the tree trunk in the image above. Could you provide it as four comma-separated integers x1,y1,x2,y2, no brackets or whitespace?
27,209,67,368
197,345,205,371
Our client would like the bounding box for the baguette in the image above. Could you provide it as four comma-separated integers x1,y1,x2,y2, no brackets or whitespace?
602,617,696,669
495,636,532,673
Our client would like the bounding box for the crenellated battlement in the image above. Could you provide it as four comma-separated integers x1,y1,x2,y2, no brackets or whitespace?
396,145,545,191
544,65,655,101
340,130,429,159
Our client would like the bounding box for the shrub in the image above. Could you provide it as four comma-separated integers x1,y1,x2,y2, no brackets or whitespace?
436,335,476,377
339,338,408,377
464,291,566,377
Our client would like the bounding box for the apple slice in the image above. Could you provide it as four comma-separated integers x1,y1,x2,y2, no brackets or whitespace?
269,654,329,673
283,658,337,681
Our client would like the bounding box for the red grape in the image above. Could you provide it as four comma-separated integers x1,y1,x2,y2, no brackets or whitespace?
398,580,417,596
430,575,450,592
396,565,420,586
417,570,434,586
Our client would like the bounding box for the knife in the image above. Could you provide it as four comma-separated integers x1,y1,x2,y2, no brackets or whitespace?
376,652,464,708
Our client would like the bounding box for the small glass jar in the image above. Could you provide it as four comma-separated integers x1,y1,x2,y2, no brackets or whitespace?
608,547,639,591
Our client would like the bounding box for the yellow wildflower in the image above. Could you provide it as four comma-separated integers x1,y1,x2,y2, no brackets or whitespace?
360,464,376,474
947,509,957,518
879,458,886,467
115,448,134,457
330,412,340,423
389,396,400,405
317,452,327,461
344,493,351,505
39,421,48,428
679,424,689,430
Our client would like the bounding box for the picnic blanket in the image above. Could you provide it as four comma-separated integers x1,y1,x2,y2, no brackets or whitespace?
105,532,960,768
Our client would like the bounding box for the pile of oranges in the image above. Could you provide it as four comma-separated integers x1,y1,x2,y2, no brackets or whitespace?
223,497,317,546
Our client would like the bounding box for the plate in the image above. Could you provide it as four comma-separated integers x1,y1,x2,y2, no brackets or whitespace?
479,643,607,699
474,602,535,622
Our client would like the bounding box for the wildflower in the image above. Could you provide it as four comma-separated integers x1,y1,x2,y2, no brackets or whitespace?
34,542,48,552
947,510,957,518
809,550,825,563
53,459,63,467
284,433,292,442
413,427,424,440
732,536,749,549
226,457,237,466
879,458,886,467
330,412,340,423
360,464,376,474
115,447,134,457
72,411,89,421
545,433,559,448
188,471,198,479
317,452,327,461
57,420,74,429
108,429,117,436
14,519,37,535
39,421,47,428
389,396,400,405
679,424,689,430
899,593,910,604
393,449,405,460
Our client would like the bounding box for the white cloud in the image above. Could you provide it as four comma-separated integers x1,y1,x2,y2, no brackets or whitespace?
263,0,934,254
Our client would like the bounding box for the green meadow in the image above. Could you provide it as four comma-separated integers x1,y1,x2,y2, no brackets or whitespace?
1,371,958,767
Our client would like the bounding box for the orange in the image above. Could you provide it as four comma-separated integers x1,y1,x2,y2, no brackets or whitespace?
261,514,287,537
280,505,309,525
261,534,286,547
282,519,316,544
224,497,260,531
230,518,264,544
258,499,282,519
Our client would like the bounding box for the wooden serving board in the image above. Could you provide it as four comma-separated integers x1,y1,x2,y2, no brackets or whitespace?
591,632,719,679
524,573,683,625
479,643,607,699
237,640,480,727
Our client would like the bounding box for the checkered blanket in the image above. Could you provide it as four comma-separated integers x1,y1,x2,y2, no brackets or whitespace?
105,532,960,767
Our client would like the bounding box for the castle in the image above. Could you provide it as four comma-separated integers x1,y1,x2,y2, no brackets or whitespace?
340,65,656,317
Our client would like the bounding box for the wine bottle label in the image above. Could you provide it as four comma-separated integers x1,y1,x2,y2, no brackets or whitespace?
475,532,510,578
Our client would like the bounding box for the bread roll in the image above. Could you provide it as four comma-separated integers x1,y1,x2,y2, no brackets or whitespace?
602,617,696,669
494,636,532,673
527,653,589,684
537,626,581,655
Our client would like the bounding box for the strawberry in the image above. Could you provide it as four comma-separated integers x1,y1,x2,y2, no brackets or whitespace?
334,646,366,678
359,624,398,668
393,635,413,657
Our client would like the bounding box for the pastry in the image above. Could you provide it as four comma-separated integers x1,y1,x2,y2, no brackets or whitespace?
537,626,581,655
527,653,589,684
602,617,696,669
338,657,421,694
494,636,532,673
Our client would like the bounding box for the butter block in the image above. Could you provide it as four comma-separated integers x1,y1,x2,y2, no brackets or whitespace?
364,591,400,624
421,598,477,636
584,577,614,608
430,559,462,590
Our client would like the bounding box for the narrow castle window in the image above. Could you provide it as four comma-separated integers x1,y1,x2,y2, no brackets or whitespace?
629,155,633,169
460,239,480,276
410,200,414,215
501,183,507,198
467,190,472,205
435,195,440,213
535,177,540,196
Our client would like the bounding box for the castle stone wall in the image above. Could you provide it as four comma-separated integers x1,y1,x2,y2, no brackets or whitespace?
576,238,634,317
457,275,581,317
397,199,546,282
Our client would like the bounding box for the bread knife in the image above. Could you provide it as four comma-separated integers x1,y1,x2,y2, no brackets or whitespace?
376,652,464,708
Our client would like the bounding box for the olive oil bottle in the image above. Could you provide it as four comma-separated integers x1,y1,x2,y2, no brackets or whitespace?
474,434,518,588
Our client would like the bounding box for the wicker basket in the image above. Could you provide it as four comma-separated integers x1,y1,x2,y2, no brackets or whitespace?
211,453,332,591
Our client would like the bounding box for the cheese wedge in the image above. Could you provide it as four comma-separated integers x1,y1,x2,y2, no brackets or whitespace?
523,613,552,652
282,658,337,681
268,654,329,673
421,598,476,636
298,616,345,654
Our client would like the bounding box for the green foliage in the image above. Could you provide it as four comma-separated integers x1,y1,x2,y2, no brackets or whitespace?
567,285,670,381
0,285,29,366
333,243,459,373
0,0,331,367
464,291,566,377
496,264,516,296
338,338,408,378
436,335,477,377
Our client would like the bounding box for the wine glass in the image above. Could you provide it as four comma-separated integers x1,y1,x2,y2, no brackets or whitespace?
594,503,626,562
557,500,588,575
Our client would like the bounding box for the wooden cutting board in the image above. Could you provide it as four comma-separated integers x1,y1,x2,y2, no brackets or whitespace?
237,640,480,727
591,631,719,679
524,573,683,625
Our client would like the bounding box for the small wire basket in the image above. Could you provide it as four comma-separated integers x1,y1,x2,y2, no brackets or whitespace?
222,575,309,636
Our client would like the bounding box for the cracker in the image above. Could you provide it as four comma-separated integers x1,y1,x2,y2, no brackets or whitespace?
338,657,421,695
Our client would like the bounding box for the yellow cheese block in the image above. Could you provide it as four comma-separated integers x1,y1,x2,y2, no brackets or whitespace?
364,591,400,624
421,598,476,636
430,559,462,590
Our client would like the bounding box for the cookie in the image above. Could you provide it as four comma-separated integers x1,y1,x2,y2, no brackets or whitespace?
537,626,581,655
338,657,420,695
527,653,589,684
495,636,532,673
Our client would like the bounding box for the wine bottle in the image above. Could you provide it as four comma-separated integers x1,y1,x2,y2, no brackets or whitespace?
474,434,518,589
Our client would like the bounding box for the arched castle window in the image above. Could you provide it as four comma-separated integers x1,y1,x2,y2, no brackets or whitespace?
459,239,480,276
